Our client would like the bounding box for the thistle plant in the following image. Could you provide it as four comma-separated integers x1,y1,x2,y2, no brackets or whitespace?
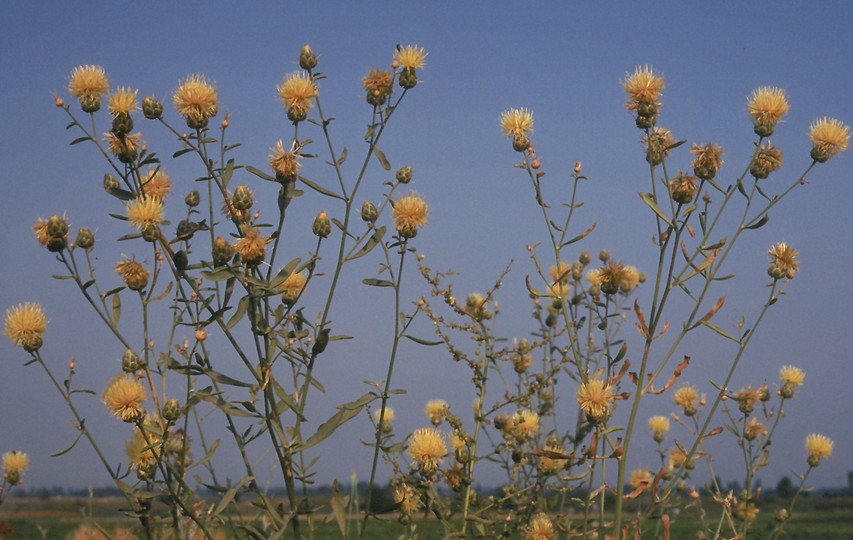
4,46,848,540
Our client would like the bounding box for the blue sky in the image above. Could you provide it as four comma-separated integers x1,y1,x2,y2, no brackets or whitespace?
1,2,851,492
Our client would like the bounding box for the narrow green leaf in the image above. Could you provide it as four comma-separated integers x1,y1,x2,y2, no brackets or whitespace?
300,393,376,450
364,124,376,141
246,165,275,181
173,148,193,158
111,293,121,325
106,188,135,201
226,295,250,329
212,476,254,516
348,226,386,262
362,278,393,287
51,431,85,457
221,158,235,187
404,335,443,346
639,192,673,227
116,233,142,242
374,147,392,171
702,321,739,343
207,370,254,388
666,139,688,151
329,334,353,342
69,136,92,146
108,213,129,221
561,222,597,247
298,175,344,200
745,214,770,230
201,267,238,282
51,274,74,280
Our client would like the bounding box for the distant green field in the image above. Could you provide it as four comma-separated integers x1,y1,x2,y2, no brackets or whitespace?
2,495,851,539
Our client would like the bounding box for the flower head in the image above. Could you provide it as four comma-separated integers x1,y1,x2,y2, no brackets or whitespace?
464,292,492,321
104,131,144,164
500,108,534,137
744,417,767,441
648,415,670,443
126,427,159,470
804,433,833,466
375,407,394,433
623,65,665,128
750,142,784,179
643,127,675,166
277,71,318,122
512,409,540,440
4,302,48,352
587,261,641,296
234,226,268,267
538,439,568,475
115,256,149,291
279,270,307,305
68,65,110,112
630,467,653,492
669,171,699,205
362,68,393,106
779,365,805,386
809,117,850,162
521,512,556,540
768,242,799,280
141,167,172,199
108,86,138,116
425,399,448,425
747,86,789,136
2,451,29,485
691,143,725,180
735,385,763,414
269,140,302,180
408,427,446,476
103,374,147,422
392,192,429,238
126,196,164,231
173,74,218,128
577,377,615,424
674,385,699,416
393,45,427,70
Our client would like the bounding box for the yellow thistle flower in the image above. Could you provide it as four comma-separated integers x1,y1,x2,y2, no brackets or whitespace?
577,377,615,424
104,131,144,163
392,192,429,239
674,384,699,416
513,409,540,440
736,498,760,523
425,399,448,425
408,427,446,475
141,167,172,199
68,65,110,111
500,108,534,136
643,127,675,166
804,433,833,466
669,171,699,205
375,406,394,433
4,302,48,352
393,482,422,515
648,415,670,442
623,65,665,109
126,196,164,230
173,74,218,126
450,433,466,452
588,260,641,296
521,512,556,540
279,270,307,305
768,242,799,280
744,417,767,441
2,451,29,485
233,226,268,267
464,292,492,321
115,256,149,291
750,142,784,179
277,71,318,121
107,86,138,116
735,385,763,414
125,427,159,469
393,45,427,70
630,467,653,492
747,86,789,136
668,447,688,470
538,439,568,475
809,117,850,162
362,68,393,105
779,365,805,386
33,217,52,248
103,374,147,422
269,140,302,179
691,143,725,180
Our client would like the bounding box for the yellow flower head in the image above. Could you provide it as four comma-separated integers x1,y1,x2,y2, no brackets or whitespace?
588,261,641,296
691,143,725,180
279,270,307,305
408,427,446,475
500,108,534,136
577,377,615,424
668,447,687,470
392,192,429,239
375,406,395,432
173,74,218,126
750,142,784,179
744,417,767,441
104,131,144,163
464,292,492,321
362,68,393,105
33,217,52,248
674,384,699,416
643,127,675,166
103,374,147,422
630,467,653,492
538,439,568,475
736,498,760,523
2,451,29,485
234,226,268,267
809,117,850,162
68,65,110,111
648,415,670,442
141,167,172,199
768,242,799,280
622,66,666,108
4,302,48,352
278,71,318,121
747,86,789,136
269,140,302,180
393,482,422,515
513,409,540,440
669,171,699,205
521,512,556,540
393,45,427,70
779,365,805,386
126,196,164,230
804,433,833,466
425,399,448,425
115,256,150,291
126,427,159,469
108,86,138,116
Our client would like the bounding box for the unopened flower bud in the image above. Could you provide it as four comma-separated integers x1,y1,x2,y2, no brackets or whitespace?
312,210,331,238
141,223,160,242
75,227,95,250
299,44,318,70
195,326,207,342
142,96,163,119
232,184,254,211
173,250,188,272
121,348,145,373
512,133,531,152
104,173,120,192
775,508,790,523
574,161,582,174
598,248,610,262
176,219,197,241
211,236,233,267
162,398,182,422
361,200,378,223
779,382,796,399
111,112,134,137
396,165,413,184
185,190,200,207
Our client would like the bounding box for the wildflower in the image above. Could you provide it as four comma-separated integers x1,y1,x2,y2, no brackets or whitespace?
141,168,172,199
735,385,763,414
648,416,670,443
279,271,307,305
127,196,164,241
736,497,760,523
2,451,29,485
4,302,47,352
312,210,331,238
392,192,429,238
107,86,138,116
464,292,492,321
521,512,556,540
234,226,267,267
408,427,446,476
375,407,394,433
125,427,159,470
809,117,850,162
669,171,699,204
538,439,568,475
500,108,534,137
173,74,218,128
425,399,447,425
513,409,540,440
750,142,784,179
277,71,318,122
747,86,789,136
804,434,833,466
104,131,144,163
75,227,95,250
587,261,641,296
668,448,688,471
744,417,767,441
68,65,109,112
115,256,149,291
674,384,699,416
768,242,799,280
269,140,301,180
623,65,665,128
299,44,318,70
394,481,421,515
548,261,572,299
577,377,615,424
211,236,234,266
141,96,163,119
630,467,653,492
512,339,533,373
778,365,805,399
643,127,675,165
393,45,427,89
691,143,725,180
103,374,147,422
362,68,393,106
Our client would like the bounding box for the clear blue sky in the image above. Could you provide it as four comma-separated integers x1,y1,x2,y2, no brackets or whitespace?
1,2,851,492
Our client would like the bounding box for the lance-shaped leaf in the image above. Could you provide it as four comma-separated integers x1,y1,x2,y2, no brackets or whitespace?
300,392,377,450
348,226,386,262
639,192,673,227
690,296,726,330
373,147,392,171
646,356,691,395
246,165,275,182
561,222,597,247
634,299,649,339
299,175,344,200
